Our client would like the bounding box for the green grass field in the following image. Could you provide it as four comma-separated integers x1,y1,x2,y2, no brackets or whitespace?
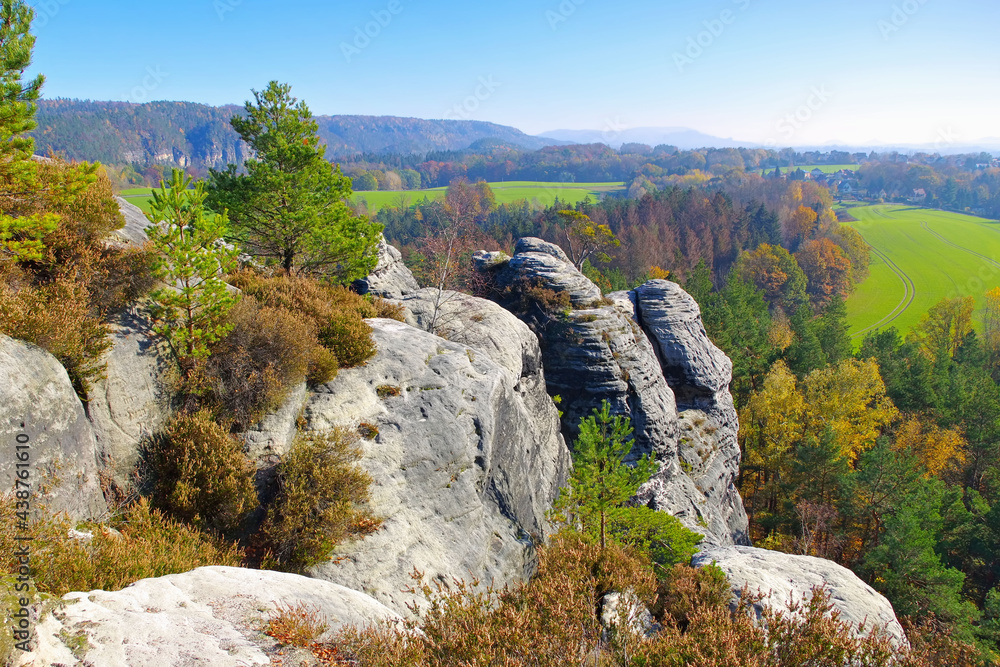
845,205,1000,341
117,181,625,216
351,181,623,213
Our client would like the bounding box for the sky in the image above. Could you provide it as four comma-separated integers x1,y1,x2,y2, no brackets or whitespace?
26,0,1000,146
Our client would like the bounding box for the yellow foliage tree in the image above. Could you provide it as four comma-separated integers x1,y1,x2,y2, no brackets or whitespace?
984,287,1000,373
738,361,806,521
800,358,898,462
894,416,967,478
910,296,975,360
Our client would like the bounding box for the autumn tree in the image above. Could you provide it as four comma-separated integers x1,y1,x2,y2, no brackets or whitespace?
555,209,620,270
785,205,818,249
910,296,975,361
148,169,240,365
735,243,808,314
417,178,496,333
206,81,380,281
984,287,1000,376
795,237,853,308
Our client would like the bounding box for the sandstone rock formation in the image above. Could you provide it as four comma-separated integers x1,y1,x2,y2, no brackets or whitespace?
352,235,420,299
111,196,153,246
18,566,401,667
693,545,906,645
304,318,571,612
482,239,748,545
86,311,174,488
0,335,106,521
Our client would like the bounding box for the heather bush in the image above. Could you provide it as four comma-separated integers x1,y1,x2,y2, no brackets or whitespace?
147,410,257,539
0,496,243,598
259,428,381,571
207,297,325,428
319,312,375,368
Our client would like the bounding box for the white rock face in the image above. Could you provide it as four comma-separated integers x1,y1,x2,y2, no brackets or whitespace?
0,335,106,521
693,546,906,645
86,311,174,487
353,235,420,299
111,196,153,246
17,566,401,667
304,318,571,613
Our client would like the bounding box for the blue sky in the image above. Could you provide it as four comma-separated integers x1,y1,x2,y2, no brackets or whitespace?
27,0,999,145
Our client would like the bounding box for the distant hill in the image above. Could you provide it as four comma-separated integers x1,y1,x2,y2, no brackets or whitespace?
538,126,757,150
31,99,565,170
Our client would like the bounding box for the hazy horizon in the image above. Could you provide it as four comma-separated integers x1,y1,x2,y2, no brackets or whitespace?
29,0,998,148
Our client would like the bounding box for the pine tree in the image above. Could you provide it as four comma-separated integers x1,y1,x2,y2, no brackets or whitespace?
148,169,239,365
0,0,57,261
207,81,381,281
559,400,655,549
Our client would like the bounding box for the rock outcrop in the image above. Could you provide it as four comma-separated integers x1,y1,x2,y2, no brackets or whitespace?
86,311,175,488
304,318,571,612
629,280,749,545
353,235,420,299
482,239,748,545
0,335,106,521
111,196,153,246
18,566,401,667
693,546,906,645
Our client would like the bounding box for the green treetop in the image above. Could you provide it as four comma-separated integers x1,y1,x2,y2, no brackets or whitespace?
148,169,239,365
207,81,381,281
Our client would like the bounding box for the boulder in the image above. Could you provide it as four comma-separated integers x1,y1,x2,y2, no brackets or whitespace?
18,566,401,667
303,318,571,613
242,382,307,461
0,335,106,521
111,196,153,246
353,235,419,299
86,310,175,488
693,546,906,645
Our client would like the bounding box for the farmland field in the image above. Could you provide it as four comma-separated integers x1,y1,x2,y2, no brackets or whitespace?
117,181,625,216
845,205,1000,341
351,181,623,213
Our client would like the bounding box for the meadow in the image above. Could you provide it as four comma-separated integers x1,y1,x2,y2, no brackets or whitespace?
845,205,1000,341
350,180,623,213
117,181,625,216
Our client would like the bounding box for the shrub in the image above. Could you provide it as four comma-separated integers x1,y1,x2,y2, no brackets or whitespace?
207,297,324,428
319,312,375,368
377,384,401,399
0,159,156,397
0,277,112,395
605,506,702,577
0,496,243,598
265,602,329,648
228,268,392,372
260,428,381,571
147,410,257,539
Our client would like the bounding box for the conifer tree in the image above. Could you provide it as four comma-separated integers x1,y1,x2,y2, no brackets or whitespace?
561,400,655,549
207,81,380,281
148,169,239,365
0,0,57,262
